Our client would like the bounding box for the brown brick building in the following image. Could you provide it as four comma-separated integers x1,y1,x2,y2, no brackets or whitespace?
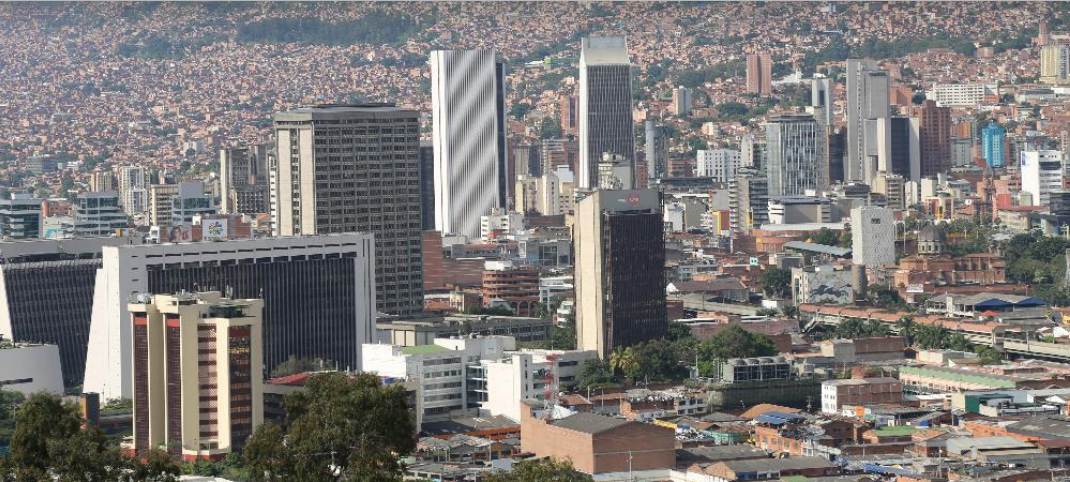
520,402,675,474
915,100,952,178
482,265,540,316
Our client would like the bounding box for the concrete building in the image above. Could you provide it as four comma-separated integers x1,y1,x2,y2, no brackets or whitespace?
272,104,423,316
476,349,596,421
89,169,115,193
149,184,179,226
916,100,951,179
932,83,987,106
792,265,855,305
811,77,834,126
821,377,903,414
746,51,773,96
481,261,540,317
578,36,635,189
72,191,128,237
1041,45,1070,84
219,144,270,215
520,407,675,475
982,124,1007,168
575,190,666,359
1021,150,1064,207
431,49,507,238
766,114,828,196
671,86,692,116
740,135,767,171
0,343,64,396
873,172,907,211
851,206,895,268
720,357,792,383
767,197,831,225
846,59,890,183
128,292,263,461
479,207,524,241
84,234,376,400
0,194,42,239
375,314,552,347
696,149,741,183
645,120,669,182
118,165,149,216
559,94,578,136
729,171,769,231
951,138,975,167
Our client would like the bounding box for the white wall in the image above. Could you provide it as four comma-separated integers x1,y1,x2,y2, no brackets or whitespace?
0,345,64,395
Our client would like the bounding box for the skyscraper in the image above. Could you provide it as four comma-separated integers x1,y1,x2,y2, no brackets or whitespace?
84,234,377,400
915,100,951,179
118,165,148,215
811,77,833,125
644,120,669,183
746,52,773,96
846,59,891,183
982,123,1007,168
559,94,578,136
1021,150,1065,206
272,104,424,316
887,116,920,182
578,36,635,190
671,86,692,116
851,206,895,268
220,144,270,214
740,135,767,171
430,49,506,238
575,190,666,359
129,292,263,460
419,140,436,231
765,114,828,197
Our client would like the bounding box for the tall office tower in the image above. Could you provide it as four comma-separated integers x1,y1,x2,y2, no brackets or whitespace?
84,234,376,400
740,135,767,171
887,117,921,182
219,145,270,214
873,172,907,211
0,194,42,240
729,172,769,231
418,140,436,231
851,206,895,268
118,165,149,215
644,120,669,182
513,142,542,178
168,182,217,225
746,52,773,96
575,190,666,359
273,105,423,316
538,171,562,216
129,292,263,460
559,94,579,136
811,77,834,125
828,129,847,183
0,238,129,388
765,114,828,197
494,59,510,209
149,184,178,226
73,191,128,237
982,123,1007,168
1041,45,1069,84
1021,150,1065,206
696,149,741,183
541,137,579,174
914,100,951,179
578,36,635,189
671,86,692,116
846,59,891,183
431,49,505,238
89,170,115,192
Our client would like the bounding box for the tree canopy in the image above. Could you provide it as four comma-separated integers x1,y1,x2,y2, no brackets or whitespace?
484,458,593,482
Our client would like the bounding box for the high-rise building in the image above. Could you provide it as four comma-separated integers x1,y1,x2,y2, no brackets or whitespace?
597,153,633,191
765,114,828,197
118,165,149,215
644,120,669,182
419,140,436,231
89,170,115,193
1021,150,1065,207
149,184,179,226
128,292,263,461
931,83,988,107
542,137,579,175
671,86,692,116
811,77,834,125
740,135,767,171
982,123,1007,168
84,234,376,400
72,191,128,237
846,59,891,183
482,262,540,317
431,49,506,238
729,171,769,232
746,52,773,96
695,149,741,183
1041,45,1070,84
578,36,635,189
951,138,975,167
828,129,847,184
575,190,666,359
273,104,423,316
219,145,270,214
513,142,542,178
168,182,217,225
559,94,579,136
851,206,895,268
872,172,907,211
915,100,951,179
0,194,42,240
887,116,920,182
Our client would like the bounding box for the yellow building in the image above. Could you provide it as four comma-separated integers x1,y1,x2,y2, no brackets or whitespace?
127,291,264,462
1040,45,1068,84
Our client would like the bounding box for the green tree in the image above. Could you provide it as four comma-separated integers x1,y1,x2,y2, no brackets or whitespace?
273,355,322,377
627,339,689,382
609,347,637,377
760,268,791,299
550,317,577,350
811,227,840,246
833,319,891,339
574,359,615,390
666,321,693,341
0,390,24,449
243,373,415,482
484,458,593,482
699,324,778,361
539,117,564,139
868,284,907,311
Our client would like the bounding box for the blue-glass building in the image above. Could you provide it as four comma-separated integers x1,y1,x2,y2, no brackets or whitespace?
981,123,1006,168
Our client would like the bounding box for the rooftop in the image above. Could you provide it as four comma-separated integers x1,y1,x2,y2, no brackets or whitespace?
549,412,632,435
400,345,451,356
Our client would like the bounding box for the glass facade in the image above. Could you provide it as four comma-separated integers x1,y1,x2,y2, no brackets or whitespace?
603,211,667,350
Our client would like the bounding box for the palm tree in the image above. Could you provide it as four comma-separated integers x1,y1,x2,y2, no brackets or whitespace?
609,347,636,377
897,316,915,346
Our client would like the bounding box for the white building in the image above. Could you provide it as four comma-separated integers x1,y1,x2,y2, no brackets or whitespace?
118,165,148,216
538,172,561,216
476,349,595,421
431,49,506,239
766,115,828,196
72,191,128,237
83,234,376,400
1020,150,1065,207
0,343,64,395
851,206,895,268
695,149,741,183
169,182,217,225
951,138,975,167
931,83,987,107
480,207,524,241
845,59,890,183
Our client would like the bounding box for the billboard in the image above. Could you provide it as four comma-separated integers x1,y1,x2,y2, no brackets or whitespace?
203,218,228,241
